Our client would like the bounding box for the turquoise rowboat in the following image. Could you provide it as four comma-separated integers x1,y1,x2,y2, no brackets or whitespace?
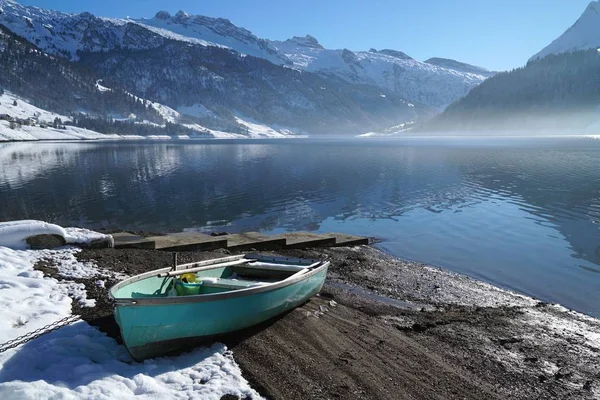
109,254,329,361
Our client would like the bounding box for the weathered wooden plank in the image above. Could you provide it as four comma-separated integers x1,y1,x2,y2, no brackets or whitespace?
149,232,227,251
224,232,287,251
271,232,337,249
330,233,370,247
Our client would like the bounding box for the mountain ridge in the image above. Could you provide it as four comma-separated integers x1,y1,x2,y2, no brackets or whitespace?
531,1,600,61
424,48,600,133
424,57,495,77
0,0,492,134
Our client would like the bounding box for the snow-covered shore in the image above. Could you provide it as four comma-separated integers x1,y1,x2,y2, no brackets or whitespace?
0,221,261,399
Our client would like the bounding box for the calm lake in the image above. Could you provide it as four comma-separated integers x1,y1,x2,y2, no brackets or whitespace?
1,137,599,316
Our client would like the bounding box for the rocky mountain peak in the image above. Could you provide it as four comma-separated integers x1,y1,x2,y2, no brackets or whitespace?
174,10,191,20
530,1,600,61
584,1,600,14
154,11,170,20
377,49,413,60
286,35,323,49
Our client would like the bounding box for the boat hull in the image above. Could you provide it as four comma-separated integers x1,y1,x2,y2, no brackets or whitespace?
114,265,327,360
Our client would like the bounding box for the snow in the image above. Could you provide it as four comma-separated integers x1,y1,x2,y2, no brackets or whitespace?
183,124,245,139
93,72,301,140
96,84,293,140
0,0,487,110
0,92,65,123
0,220,113,250
128,20,223,49
120,135,146,140
0,220,262,399
0,91,123,142
357,121,416,137
234,116,305,138
150,103,181,124
0,91,299,141
270,38,488,109
95,80,112,93
63,227,114,247
0,220,67,250
531,1,600,60
182,117,305,139
0,1,220,60
522,305,600,353
146,135,171,140
424,57,495,77
177,103,215,119
135,13,287,65
0,120,121,141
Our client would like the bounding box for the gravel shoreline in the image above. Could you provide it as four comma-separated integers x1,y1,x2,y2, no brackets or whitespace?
37,245,600,399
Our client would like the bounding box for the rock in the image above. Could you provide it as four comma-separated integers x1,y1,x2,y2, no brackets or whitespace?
26,234,66,249
75,236,114,249
494,337,524,346
220,395,242,400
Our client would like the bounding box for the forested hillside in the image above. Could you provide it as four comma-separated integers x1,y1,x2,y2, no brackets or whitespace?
78,44,419,134
0,26,163,123
427,50,600,132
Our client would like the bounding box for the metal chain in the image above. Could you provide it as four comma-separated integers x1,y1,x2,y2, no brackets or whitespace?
0,315,81,353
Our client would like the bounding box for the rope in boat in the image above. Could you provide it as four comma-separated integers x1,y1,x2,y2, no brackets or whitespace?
0,315,81,353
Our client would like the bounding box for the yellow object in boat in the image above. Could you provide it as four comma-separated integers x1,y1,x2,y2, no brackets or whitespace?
180,273,196,283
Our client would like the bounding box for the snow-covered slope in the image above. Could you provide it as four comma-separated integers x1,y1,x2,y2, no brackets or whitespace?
0,0,215,60
0,0,279,63
531,1,600,61
270,37,488,109
0,91,119,141
135,11,288,65
424,58,495,77
0,91,65,123
0,91,230,140
0,120,119,141
0,90,299,140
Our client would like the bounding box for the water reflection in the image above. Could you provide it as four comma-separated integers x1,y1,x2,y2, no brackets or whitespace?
0,138,599,315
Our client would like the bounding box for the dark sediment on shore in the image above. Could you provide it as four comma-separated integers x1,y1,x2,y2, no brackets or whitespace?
37,245,600,400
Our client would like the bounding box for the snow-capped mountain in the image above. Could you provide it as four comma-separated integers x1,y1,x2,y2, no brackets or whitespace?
0,0,173,60
531,1,600,61
134,12,488,109
135,11,289,66
424,58,495,77
427,47,600,133
0,0,490,135
269,36,488,109
0,1,281,63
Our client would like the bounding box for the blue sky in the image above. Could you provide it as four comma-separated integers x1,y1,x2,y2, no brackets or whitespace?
20,0,593,71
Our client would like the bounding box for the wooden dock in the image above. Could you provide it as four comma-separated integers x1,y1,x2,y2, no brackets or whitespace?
112,231,369,251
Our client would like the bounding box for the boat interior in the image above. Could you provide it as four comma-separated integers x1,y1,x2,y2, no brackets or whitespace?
111,255,322,299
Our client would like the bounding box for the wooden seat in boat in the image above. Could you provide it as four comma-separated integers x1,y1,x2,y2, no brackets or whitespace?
200,277,266,289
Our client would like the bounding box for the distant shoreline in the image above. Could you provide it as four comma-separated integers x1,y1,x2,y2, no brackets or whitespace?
0,135,311,144
2,134,599,144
